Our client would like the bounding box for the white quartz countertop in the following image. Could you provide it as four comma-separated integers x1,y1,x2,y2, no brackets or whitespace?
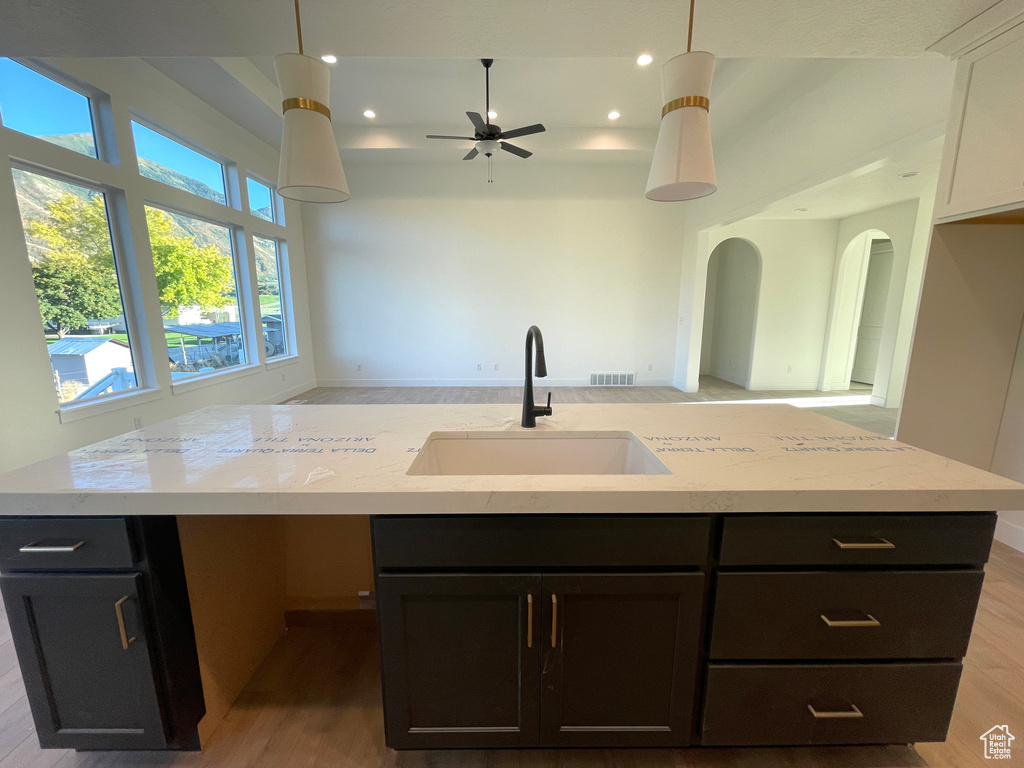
1,403,1022,516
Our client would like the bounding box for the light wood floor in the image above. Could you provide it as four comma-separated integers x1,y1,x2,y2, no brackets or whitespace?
286,377,899,437
2,542,1022,767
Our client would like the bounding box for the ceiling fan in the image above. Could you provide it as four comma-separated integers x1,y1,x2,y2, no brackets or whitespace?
426,59,546,165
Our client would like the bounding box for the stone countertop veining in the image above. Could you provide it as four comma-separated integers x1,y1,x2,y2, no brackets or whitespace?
0,402,1022,516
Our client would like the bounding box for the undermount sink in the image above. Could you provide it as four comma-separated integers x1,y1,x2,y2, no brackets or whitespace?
406,431,672,476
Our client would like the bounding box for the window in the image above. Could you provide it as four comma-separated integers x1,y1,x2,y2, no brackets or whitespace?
253,236,289,358
144,206,248,378
0,59,97,158
132,120,227,205
11,169,139,404
247,177,277,223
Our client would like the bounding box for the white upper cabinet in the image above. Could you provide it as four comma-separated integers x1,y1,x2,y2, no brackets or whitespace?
932,8,1024,221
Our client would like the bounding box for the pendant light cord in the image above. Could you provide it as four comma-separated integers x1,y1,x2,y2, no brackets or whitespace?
687,0,695,53
294,0,304,54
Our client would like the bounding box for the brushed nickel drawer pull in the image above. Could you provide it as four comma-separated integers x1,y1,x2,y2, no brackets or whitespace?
114,596,137,651
821,613,881,628
808,703,863,719
832,537,895,550
551,594,558,648
19,541,85,553
527,594,533,649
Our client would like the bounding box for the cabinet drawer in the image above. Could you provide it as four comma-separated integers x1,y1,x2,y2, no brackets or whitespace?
718,513,995,566
702,662,962,745
372,515,709,569
709,570,983,660
0,518,135,572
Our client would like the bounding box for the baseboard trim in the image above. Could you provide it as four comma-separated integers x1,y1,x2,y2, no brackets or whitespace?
995,516,1024,554
285,608,378,630
261,380,318,405
314,378,676,388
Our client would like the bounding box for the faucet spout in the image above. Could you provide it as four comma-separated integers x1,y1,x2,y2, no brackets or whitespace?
522,325,553,428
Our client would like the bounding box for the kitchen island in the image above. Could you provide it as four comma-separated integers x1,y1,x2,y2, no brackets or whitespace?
0,403,1021,752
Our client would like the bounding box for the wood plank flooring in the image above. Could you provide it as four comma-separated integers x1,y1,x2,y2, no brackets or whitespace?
2,542,1023,767
285,377,899,437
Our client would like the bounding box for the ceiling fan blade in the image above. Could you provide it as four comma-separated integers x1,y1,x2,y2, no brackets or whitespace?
499,123,546,140
500,142,532,159
426,135,476,140
463,148,479,160
467,111,487,132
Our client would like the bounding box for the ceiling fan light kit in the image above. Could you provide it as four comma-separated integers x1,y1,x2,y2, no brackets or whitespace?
645,0,717,202
275,0,350,203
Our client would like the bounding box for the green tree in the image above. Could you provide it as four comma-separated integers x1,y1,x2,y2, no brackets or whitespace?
145,207,234,315
32,250,123,337
27,194,120,336
27,194,236,330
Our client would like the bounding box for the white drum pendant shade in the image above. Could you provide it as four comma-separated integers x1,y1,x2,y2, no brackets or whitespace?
275,53,350,203
645,51,717,202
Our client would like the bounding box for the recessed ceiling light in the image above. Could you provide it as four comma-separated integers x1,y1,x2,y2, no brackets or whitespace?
487,110,498,119
898,171,919,178
608,111,621,120
794,207,808,212
363,110,376,118
321,54,337,64
637,54,653,66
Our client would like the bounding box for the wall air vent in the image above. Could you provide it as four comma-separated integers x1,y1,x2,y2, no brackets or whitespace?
589,372,635,386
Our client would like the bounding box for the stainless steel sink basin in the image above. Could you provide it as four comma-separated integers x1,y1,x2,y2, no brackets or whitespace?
406,431,671,476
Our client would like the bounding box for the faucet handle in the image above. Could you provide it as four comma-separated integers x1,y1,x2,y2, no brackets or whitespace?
546,391,552,409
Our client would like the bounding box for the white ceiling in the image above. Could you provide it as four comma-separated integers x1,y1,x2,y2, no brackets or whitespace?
2,0,984,220
0,0,1001,58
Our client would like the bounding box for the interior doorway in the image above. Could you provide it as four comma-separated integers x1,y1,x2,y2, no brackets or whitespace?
850,240,894,385
700,238,761,390
819,230,895,400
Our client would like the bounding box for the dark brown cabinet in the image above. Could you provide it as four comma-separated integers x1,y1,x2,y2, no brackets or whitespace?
540,573,703,746
373,515,710,749
374,511,994,751
0,516,204,751
376,573,541,748
1,573,171,749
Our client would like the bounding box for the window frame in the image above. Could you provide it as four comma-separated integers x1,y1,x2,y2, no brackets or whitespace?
9,161,158,415
251,232,296,363
143,200,262,389
0,58,115,165
130,113,235,210
245,174,283,225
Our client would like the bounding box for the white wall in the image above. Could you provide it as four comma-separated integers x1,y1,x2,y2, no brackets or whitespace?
828,197,933,407
690,220,839,391
673,58,954,389
704,239,760,387
0,58,316,474
303,163,685,386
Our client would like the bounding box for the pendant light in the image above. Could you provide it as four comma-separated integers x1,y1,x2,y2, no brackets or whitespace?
275,0,350,203
645,0,716,202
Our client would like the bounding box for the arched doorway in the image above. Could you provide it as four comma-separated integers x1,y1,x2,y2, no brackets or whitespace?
700,238,761,389
820,229,895,397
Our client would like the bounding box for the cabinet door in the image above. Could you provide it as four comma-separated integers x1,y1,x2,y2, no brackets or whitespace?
0,573,168,749
540,573,704,746
376,573,542,748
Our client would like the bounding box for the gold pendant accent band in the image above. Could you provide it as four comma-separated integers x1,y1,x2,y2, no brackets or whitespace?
662,96,710,118
282,97,332,120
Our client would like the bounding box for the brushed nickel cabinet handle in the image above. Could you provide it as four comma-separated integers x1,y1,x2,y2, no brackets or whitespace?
527,594,533,649
808,703,863,719
19,541,85,553
114,596,137,651
832,537,895,550
821,613,881,628
551,595,558,648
